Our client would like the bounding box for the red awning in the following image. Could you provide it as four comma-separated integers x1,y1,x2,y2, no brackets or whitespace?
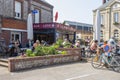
33,23,76,32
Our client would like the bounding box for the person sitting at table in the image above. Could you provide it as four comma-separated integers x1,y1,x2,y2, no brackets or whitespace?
14,41,21,56
8,41,21,57
33,40,40,49
75,40,80,48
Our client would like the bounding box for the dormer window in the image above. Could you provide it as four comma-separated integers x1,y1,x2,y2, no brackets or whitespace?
15,1,21,19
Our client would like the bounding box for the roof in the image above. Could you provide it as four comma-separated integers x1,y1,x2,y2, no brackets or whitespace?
64,21,93,27
94,0,116,11
40,0,52,6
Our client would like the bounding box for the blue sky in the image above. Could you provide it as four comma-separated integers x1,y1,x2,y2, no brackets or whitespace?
45,0,102,24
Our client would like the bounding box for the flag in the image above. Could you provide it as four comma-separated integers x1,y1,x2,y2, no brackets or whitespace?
55,11,58,22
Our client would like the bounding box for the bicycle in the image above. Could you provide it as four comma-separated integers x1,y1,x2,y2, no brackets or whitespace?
91,51,120,72
85,46,97,58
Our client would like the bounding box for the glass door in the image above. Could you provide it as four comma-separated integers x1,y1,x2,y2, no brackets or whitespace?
11,32,21,42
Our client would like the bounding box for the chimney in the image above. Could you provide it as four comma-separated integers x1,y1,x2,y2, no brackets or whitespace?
103,0,106,4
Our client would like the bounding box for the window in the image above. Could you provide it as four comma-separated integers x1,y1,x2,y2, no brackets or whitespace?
101,15,104,25
77,26,82,30
114,12,119,23
114,30,119,39
84,26,88,31
100,31,103,39
15,1,22,19
11,32,21,42
34,9,40,23
70,25,76,28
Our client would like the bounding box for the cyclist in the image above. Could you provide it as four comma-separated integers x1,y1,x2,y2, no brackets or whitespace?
100,41,111,55
108,36,116,52
90,40,98,53
100,41,111,67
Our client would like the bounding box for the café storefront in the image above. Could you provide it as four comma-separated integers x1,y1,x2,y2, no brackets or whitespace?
33,23,76,44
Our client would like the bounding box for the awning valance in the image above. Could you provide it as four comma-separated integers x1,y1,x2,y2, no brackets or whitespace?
33,23,76,32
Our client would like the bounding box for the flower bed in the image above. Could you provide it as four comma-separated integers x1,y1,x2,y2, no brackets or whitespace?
8,48,81,72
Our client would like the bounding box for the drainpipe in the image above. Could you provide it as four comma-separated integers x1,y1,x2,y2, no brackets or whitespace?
109,8,111,39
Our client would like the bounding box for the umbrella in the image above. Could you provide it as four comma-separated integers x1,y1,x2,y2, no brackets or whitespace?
95,10,101,44
27,13,33,47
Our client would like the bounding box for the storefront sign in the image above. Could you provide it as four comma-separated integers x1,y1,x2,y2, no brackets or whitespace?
33,23,76,32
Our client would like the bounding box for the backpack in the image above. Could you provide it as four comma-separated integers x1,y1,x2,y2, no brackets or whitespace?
103,45,110,52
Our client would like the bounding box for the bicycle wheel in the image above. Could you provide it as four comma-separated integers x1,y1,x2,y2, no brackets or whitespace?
91,53,103,68
111,56,120,73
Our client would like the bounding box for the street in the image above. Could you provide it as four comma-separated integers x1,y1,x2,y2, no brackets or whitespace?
0,61,120,80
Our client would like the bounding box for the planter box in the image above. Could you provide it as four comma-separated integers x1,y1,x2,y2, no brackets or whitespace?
8,48,81,72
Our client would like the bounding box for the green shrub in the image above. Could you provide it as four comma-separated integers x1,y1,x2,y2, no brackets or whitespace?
55,39,63,48
26,49,33,57
30,53,36,57
33,46,59,56
48,46,56,55
25,39,71,57
34,46,45,56
61,51,67,55
63,42,71,48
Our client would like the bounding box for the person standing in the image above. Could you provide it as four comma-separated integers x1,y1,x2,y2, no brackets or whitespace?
14,41,21,56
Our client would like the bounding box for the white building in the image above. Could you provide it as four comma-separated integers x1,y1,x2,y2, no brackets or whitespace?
64,21,93,40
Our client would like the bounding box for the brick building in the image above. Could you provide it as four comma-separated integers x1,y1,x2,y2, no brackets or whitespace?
0,0,53,47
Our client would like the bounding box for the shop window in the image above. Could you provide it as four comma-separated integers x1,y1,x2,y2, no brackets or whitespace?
15,1,22,19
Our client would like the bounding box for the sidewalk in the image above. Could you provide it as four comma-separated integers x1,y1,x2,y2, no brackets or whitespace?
0,63,120,80
0,66,9,75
